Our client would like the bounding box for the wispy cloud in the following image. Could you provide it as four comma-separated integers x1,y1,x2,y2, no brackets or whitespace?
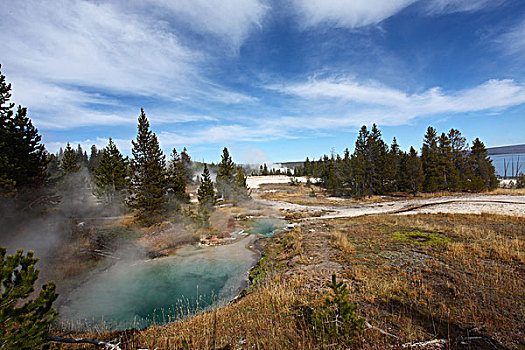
423,0,505,15
291,0,505,29
268,77,525,118
291,0,418,28
45,137,133,155
0,0,257,129
497,16,525,55
128,0,269,48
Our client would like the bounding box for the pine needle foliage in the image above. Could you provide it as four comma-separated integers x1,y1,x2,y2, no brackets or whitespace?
128,109,168,225
197,164,215,208
312,274,364,346
0,248,58,350
234,167,250,200
468,138,498,192
61,142,80,174
167,148,188,203
216,147,236,199
94,138,128,204
0,65,48,193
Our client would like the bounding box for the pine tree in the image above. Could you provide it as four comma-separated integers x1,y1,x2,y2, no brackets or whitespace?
167,148,188,203
61,142,80,173
0,248,58,349
233,167,250,200
421,126,440,192
367,124,388,195
262,163,269,175
94,138,128,203
351,125,369,197
0,66,48,193
386,137,401,192
180,147,193,183
404,147,424,194
88,145,101,173
216,147,236,199
313,274,364,346
437,132,453,190
128,109,168,224
197,164,215,208
448,128,468,191
467,138,498,192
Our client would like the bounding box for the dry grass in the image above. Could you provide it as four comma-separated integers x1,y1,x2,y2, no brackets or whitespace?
329,213,525,348
490,187,525,195
51,212,525,349
255,183,391,207
331,229,355,254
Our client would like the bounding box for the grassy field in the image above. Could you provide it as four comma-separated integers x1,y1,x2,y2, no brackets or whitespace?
54,208,524,349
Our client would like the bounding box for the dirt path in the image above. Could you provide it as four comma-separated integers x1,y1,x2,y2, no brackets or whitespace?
256,194,525,219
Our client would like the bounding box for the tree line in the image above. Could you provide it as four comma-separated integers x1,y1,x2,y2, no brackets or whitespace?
296,124,498,197
50,109,250,225
0,65,249,226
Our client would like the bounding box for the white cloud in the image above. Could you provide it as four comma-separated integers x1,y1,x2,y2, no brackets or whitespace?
157,122,291,146
44,137,132,155
269,77,525,118
154,77,525,148
291,0,504,29
132,0,269,48
0,0,257,130
292,0,417,28
423,0,504,14
498,17,525,55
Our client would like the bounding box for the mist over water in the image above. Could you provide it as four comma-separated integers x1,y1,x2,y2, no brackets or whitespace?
58,236,259,330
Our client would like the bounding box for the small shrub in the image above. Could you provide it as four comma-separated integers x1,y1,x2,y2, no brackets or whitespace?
312,273,364,346
289,177,300,186
517,173,525,189
0,248,58,349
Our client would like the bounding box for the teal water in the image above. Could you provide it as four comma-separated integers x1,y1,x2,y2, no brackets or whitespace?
244,218,286,237
59,236,258,330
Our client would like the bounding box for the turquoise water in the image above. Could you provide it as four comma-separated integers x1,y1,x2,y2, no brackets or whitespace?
59,237,258,330
244,218,286,237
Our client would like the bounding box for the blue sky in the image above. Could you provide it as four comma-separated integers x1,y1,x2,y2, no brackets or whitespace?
1,0,525,163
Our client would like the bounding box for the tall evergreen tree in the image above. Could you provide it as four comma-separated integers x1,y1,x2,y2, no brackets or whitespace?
367,124,389,195
437,132,453,190
88,145,101,172
180,147,193,183
351,125,369,197
61,142,80,173
0,66,48,193
448,128,468,190
233,167,250,200
385,137,401,192
402,147,424,194
128,109,168,224
167,148,188,203
197,164,215,208
216,147,236,199
94,138,128,203
467,138,498,192
421,126,440,192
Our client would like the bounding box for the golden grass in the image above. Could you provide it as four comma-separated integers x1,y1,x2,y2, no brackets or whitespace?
331,213,525,348
52,212,525,349
331,229,355,254
490,187,525,195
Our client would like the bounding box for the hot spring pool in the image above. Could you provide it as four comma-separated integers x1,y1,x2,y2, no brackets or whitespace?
58,236,259,330
244,218,286,237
